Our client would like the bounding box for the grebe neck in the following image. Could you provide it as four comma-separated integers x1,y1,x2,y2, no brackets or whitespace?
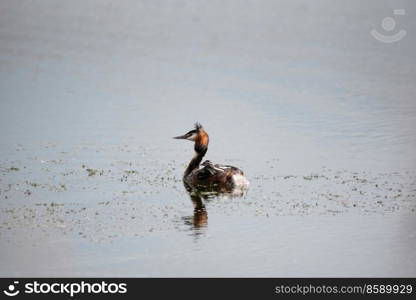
184,145,207,177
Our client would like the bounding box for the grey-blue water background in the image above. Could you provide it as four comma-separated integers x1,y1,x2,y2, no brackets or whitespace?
1,0,415,276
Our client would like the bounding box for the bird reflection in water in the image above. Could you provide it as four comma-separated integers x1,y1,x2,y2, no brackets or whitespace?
182,181,248,237
184,191,208,230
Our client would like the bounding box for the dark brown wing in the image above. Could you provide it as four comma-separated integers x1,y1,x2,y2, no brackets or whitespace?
188,160,242,185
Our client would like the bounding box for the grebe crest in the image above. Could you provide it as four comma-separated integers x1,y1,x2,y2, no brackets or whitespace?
174,123,249,191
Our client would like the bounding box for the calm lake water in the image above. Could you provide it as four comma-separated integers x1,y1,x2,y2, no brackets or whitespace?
1,0,416,276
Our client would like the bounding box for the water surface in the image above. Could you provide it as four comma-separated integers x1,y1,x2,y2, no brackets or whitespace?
1,0,416,276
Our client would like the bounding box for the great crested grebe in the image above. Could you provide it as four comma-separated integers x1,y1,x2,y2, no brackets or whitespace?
173,123,249,190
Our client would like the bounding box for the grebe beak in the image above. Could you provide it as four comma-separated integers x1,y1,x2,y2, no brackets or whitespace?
173,134,187,139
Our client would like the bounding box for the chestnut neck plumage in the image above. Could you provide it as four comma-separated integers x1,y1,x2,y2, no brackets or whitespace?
184,130,209,177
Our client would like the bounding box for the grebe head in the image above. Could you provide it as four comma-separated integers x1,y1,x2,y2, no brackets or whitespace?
173,123,209,151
